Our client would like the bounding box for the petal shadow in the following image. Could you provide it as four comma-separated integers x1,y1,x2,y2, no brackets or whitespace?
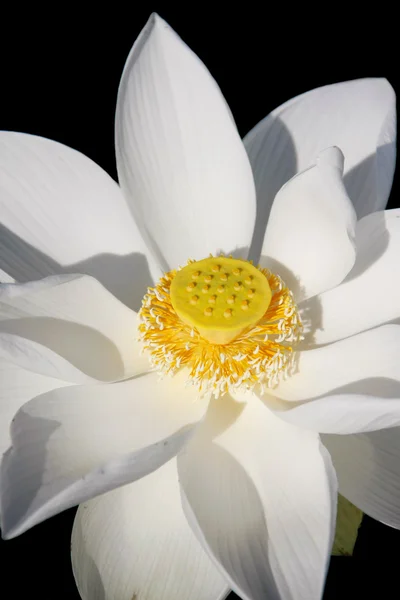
0,317,124,380
0,224,153,311
246,117,297,264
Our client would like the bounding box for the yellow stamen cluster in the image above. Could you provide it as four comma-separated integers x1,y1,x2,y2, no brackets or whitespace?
138,256,303,397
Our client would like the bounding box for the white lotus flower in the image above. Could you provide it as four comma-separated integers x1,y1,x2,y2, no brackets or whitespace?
0,13,398,600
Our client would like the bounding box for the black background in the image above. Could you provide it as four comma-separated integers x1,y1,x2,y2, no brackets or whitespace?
0,4,399,599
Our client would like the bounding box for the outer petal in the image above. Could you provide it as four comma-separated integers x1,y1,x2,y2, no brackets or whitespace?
178,393,337,600
302,209,400,345
0,332,91,455
262,147,356,301
71,459,229,600
322,429,400,528
273,325,400,402
115,14,255,271
0,131,160,310
268,393,400,435
0,275,150,380
0,370,209,539
244,78,396,252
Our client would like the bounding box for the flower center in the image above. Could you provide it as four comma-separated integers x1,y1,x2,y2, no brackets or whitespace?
169,256,272,344
138,256,302,397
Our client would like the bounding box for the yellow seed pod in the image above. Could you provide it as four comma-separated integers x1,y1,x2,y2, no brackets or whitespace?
170,257,272,344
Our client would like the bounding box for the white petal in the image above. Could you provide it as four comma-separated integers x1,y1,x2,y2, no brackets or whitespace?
115,14,255,271
323,428,400,528
0,331,92,383
302,209,400,345
273,325,400,402
72,459,229,600
178,393,337,600
0,332,90,455
262,147,356,301
244,78,396,255
0,369,209,539
0,274,150,380
0,269,14,283
0,131,161,310
269,392,400,435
